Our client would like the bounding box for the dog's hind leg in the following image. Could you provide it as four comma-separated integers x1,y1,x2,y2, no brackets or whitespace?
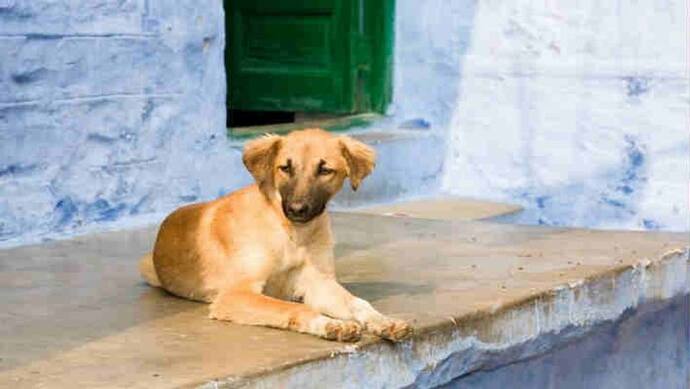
138,253,161,287
208,289,362,342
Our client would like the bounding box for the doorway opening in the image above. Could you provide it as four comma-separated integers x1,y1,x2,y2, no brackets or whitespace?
227,110,351,128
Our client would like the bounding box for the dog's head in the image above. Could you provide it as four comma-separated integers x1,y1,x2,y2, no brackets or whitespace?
242,128,375,224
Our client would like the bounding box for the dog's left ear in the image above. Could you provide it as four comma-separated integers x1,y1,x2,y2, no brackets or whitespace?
243,134,282,191
339,136,376,191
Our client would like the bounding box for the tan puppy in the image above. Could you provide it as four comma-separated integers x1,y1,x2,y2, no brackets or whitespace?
139,128,411,342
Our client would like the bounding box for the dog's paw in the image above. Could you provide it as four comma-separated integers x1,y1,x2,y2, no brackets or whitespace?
323,320,362,342
367,318,413,342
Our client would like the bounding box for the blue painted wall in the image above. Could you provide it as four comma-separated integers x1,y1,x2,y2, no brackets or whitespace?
0,1,251,245
1,0,687,246
0,0,448,246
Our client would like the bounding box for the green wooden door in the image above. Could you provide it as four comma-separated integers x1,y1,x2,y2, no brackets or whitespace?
226,0,393,114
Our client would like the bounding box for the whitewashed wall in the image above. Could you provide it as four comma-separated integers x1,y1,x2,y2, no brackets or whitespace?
435,0,688,230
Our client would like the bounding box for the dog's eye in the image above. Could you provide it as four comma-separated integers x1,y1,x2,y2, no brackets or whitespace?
318,166,334,176
278,165,291,173
278,159,293,174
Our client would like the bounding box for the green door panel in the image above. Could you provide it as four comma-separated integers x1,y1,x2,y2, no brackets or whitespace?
226,0,393,114
229,0,353,113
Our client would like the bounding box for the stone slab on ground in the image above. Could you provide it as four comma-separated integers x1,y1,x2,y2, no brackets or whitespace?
349,197,523,221
0,214,687,388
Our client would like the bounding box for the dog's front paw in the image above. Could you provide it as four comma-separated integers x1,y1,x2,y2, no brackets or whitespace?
324,320,362,342
367,318,413,342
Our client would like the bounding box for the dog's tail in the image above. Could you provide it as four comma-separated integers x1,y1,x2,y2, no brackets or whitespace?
138,253,162,287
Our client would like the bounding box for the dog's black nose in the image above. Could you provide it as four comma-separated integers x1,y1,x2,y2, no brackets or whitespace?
288,202,310,218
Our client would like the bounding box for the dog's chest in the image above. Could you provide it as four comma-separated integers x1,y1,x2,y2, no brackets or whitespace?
278,241,309,271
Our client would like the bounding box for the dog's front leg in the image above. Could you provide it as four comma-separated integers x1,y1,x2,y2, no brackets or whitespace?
298,267,412,341
209,287,362,342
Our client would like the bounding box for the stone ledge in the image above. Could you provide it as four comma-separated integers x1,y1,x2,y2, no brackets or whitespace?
0,214,687,388
347,196,523,221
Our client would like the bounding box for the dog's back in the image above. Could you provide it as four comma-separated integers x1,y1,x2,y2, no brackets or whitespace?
140,186,277,302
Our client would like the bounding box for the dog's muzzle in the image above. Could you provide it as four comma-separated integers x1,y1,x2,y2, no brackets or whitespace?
282,200,324,223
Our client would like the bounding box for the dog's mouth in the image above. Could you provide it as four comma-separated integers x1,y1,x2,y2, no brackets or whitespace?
286,214,313,224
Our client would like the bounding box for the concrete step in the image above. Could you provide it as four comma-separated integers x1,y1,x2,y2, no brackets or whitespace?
347,196,523,221
0,214,687,388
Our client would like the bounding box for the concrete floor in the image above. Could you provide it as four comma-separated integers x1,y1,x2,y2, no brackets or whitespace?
0,212,687,388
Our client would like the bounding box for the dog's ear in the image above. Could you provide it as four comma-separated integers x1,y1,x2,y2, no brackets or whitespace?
339,136,376,191
243,134,282,190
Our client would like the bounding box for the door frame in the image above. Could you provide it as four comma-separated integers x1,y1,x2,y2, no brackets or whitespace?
352,0,394,114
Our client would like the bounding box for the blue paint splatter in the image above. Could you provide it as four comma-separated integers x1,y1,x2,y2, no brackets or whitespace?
602,197,626,209
130,195,150,215
85,199,126,222
591,136,646,222
0,222,10,240
624,76,650,98
54,197,78,227
87,133,116,144
142,99,155,121
179,195,198,202
535,195,549,209
642,219,660,230
626,141,644,169
217,188,230,197
618,185,634,195
616,135,646,196
11,68,49,84
399,118,431,129
0,163,37,177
